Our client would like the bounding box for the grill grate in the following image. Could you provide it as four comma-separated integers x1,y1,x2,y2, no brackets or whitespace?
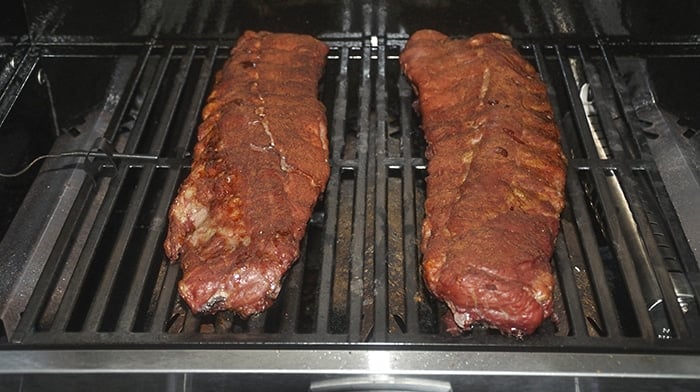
2,8,700,355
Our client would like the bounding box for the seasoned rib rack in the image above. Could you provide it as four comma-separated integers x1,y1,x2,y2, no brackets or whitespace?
164,31,330,316
400,30,567,335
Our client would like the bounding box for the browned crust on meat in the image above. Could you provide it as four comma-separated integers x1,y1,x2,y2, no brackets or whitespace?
164,31,329,317
400,30,567,335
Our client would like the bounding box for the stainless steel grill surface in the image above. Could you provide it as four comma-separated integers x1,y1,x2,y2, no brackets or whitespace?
0,0,699,391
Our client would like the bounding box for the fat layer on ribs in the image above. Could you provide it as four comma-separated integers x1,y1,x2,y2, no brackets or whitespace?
164,31,329,317
399,29,567,336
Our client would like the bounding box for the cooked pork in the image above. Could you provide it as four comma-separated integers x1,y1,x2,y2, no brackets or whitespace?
400,30,567,335
164,31,329,317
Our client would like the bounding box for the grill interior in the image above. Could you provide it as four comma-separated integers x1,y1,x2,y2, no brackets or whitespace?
1,0,700,366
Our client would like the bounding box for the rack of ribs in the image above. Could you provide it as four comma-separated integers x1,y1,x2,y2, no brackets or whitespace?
164,31,329,317
400,30,567,336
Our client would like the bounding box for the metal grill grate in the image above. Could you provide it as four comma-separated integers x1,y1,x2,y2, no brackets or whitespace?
0,4,698,358
1,36,696,354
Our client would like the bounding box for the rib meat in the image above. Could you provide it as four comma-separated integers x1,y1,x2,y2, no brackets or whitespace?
164,31,329,316
400,30,567,335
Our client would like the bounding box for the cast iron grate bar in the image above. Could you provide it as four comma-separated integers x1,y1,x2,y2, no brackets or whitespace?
372,35,389,342
397,73,424,337
315,45,351,337
151,262,180,333
555,223,590,336
362,41,379,342
376,44,398,339
277,237,308,335
346,40,372,342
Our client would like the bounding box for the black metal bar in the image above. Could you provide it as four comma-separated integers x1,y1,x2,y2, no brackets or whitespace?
362,2,372,37
190,1,212,36
398,75,421,336
376,0,387,38
214,1,233,34
361,57,378,342
347,41,371,342
315,46,350,336
383,157,426,168
373,36,389,341
556,217,593,336
278,238,308,335
598,49,700,337
150,261,180,333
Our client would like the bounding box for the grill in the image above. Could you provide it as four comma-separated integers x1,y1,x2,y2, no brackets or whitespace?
1,0,700,390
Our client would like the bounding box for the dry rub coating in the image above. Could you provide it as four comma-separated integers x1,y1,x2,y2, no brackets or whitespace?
400,30,567,335
164,31,329,316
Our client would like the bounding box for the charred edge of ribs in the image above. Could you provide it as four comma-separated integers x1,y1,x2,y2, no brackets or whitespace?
400,30,567,336
164,31,330,317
